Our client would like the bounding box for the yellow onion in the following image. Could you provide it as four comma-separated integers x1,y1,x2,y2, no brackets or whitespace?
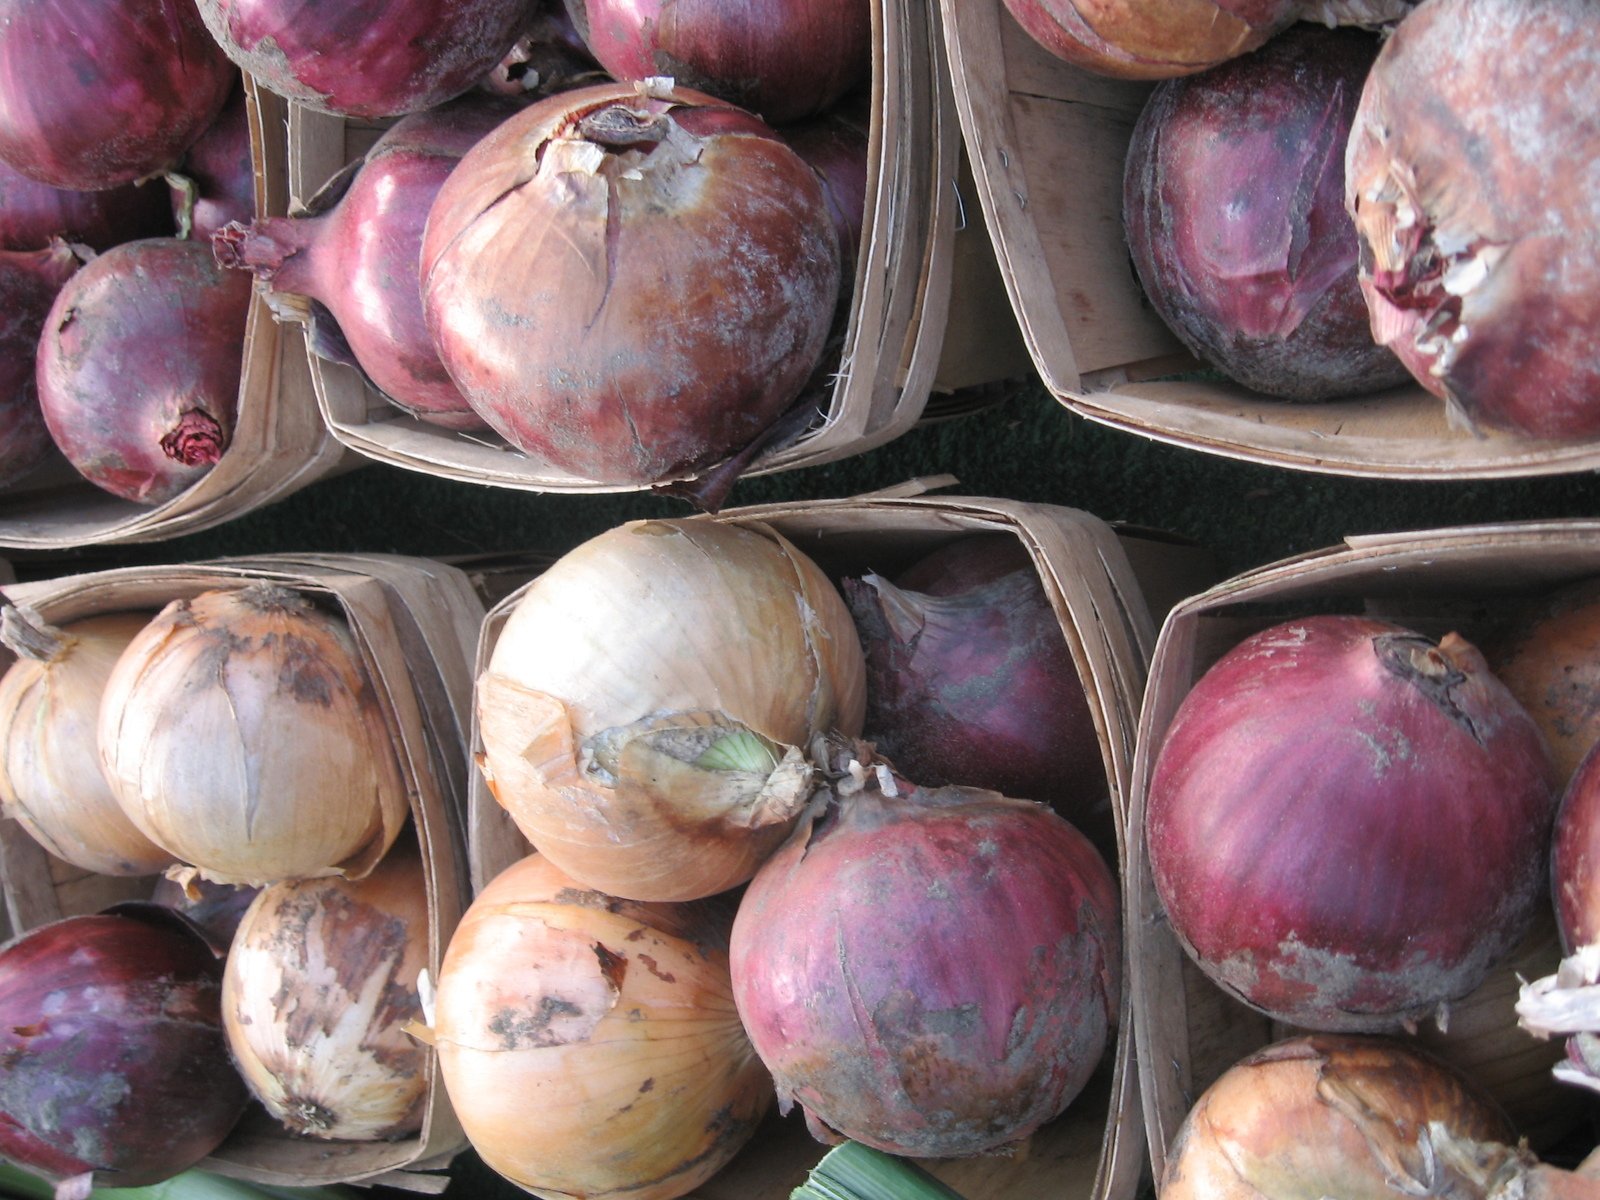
222,832,431,1141
98,583,409,886
475,517,865,901
1161,1034,1515,1200
0,606,172,877
428,852,771,1200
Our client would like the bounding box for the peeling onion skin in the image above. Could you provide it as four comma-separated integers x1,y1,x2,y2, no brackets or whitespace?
195,0,531,119
1124,25,1411,401
421,82,841,486
432,853,771,1200
0,242,85,493
36,237,249,506
476,517,866,902
0,906,249,1193
1160,1035,1514,1200
0,0,237,192
1345,0,1600,438
1147,615,1558,1032
564,0,872,125
730,759,1120,1158
223,833,431,1141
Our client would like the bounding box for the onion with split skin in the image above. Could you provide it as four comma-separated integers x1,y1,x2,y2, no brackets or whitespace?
97,583,410,887
0,606,172,878
476,517,866,902
429,851,771,1200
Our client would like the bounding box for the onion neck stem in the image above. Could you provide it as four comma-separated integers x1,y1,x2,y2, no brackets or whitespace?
0,605,68,664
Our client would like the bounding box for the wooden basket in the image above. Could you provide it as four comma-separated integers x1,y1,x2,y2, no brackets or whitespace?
0,80,349,550
466,487,1218,1200
1126,521,1600,1188
0,552,486,1192
937,1,1600,479
273,0,964,496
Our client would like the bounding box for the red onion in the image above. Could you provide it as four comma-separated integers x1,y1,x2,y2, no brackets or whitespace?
564,0,871,125
730,745,1120,1157
1147,615,1557,1032
196,0,532,119
0,904,248,1194
0,0,237,192
1123,25,1409,401
36,237,250,506
215,94,524,431
0,243,85,491
785,98,870,294
170,81,256,242
1554,747,1600,956
150,875,261,954
843,535,1107,840
421,81,841,484
1345,0,1600,438
482,2,603,98
0,160,172,253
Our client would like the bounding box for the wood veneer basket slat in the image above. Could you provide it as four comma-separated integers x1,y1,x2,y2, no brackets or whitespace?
0,553,487,1192
937,0,1600,479
464,490,1218,1200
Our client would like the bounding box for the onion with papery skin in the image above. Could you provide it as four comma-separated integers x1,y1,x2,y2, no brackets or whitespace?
0,160,172,253
476,517,865,902
214,94,524,431
421,80,841,485
1345,0,1600,438
843,534,1108,840
0,905,249,1199
195,0,531,119
563,0,871,125
0,0,236,192
36,237,249,506
98,583,410,887
0,607,172,878
223,832,431,1141
430,852,771,1200
1123,25,1409,402
1159,1035,1514,1200
1147,615,1557,1032
730,742,1119,1157
0,242,85,492
171,82,256,243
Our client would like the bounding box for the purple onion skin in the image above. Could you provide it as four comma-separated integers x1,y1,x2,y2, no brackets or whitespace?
196,0,532,119
0,906,248,1190
0,243,85,490
731,775,1120,1157
565,0,871,125
1553,742,1600,954
173,81,256,242
0,160,173,253
150,875,262,955
785,98,870,293
1123,25,1409,401
1147,615,1558,1032
214,94,522,431
37,238,250,506
0,0,237,192
844,535,1107,837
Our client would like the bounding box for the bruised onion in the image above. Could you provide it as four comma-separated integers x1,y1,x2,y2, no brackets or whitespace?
421,80,841,485
214,94,523,431
730,746,1120,1156
429,852,771,1200
563,0,871,124
196,0,531,119
1146,615,1557,1031
0,0,236,192
1159,1035,1514,1200
476,517,865,902
843,534,1106,834
170,82,256,242
1345,0,1600,438
223,832,431,1140
0,160,172,253
0,242,85,492
0,905,248,1196
98,583,410,886
0,607,172,878
36,237,250,506
1123,25,1409,401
